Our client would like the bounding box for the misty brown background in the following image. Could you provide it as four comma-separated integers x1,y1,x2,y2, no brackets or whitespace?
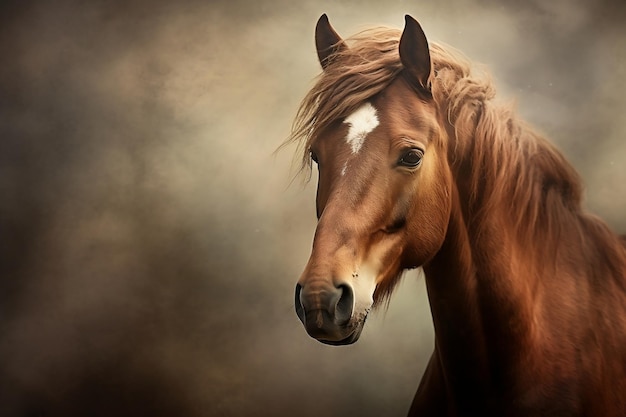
1,0,624,416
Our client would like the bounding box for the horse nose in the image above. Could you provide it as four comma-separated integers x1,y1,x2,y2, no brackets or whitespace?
294,282,354,339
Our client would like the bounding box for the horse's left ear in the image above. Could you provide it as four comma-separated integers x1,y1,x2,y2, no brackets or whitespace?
315,14,346,69
399,15,432,93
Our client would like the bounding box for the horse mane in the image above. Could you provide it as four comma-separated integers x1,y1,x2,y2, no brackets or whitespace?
286,25,626,297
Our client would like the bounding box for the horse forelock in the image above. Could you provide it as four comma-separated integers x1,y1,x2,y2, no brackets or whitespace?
284,27,403,174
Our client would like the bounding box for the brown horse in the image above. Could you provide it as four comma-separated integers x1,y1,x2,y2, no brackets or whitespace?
287,14,626,416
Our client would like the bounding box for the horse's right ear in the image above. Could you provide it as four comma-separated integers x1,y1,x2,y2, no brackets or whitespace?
399,15,432,93
315,14,346,70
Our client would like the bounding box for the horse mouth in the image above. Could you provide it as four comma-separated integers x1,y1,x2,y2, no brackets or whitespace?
319,329,361,345
317,314,368,346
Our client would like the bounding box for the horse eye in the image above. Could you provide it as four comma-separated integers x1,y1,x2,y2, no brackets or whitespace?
398,149,424,168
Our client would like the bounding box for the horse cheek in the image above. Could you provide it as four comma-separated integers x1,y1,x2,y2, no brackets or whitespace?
405,157,452,267
411,202,448,266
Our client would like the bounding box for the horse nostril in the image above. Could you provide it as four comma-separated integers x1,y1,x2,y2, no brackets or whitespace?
294,283,305,323
335,284,354,325
295,282,353,329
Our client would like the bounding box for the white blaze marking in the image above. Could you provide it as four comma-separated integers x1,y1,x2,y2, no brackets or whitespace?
343,102,379,154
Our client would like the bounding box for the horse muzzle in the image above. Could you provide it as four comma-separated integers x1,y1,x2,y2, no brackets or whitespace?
295,281,366,345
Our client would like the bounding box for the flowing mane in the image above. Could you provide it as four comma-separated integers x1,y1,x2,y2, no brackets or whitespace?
287,26,624,278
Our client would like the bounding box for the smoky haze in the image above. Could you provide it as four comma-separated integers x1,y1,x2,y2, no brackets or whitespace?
0,0,624,416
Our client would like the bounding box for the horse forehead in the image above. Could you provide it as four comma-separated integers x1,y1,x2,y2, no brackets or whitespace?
343,102,380,154
376,79,439,129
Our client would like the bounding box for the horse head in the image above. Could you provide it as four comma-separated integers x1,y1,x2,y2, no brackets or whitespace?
295,15,453,345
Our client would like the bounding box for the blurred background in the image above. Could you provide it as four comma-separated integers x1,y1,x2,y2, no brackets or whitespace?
1,0,624,416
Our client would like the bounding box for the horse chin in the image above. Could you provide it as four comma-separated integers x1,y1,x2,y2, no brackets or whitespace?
318,313,368,346
319,328,362,345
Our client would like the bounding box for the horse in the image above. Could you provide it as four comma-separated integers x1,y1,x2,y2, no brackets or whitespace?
286,14,626,416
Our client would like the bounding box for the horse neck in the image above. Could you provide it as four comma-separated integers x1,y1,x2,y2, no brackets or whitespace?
422,178,539,404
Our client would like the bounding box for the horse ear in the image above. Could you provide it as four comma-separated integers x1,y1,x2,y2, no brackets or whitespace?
315,14,346,70
399,15,432,92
